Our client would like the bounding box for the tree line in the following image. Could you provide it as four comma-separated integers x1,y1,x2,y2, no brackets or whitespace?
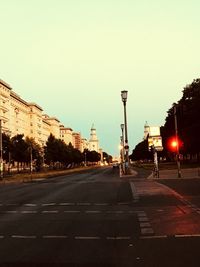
2,133,108,172
130,78,200,163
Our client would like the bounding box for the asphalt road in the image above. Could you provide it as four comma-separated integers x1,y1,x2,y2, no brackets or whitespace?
0,166,200,266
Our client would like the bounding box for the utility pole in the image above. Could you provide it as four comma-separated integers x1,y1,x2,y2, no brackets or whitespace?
0,120,3,179
174,105,181,178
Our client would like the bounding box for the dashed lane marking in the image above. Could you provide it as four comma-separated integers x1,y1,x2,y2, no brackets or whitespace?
42,210,59,214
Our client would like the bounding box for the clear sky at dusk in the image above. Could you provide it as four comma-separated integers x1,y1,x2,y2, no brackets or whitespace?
1,0,200,156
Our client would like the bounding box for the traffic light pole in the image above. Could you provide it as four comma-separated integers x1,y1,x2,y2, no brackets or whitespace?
174,106,181,178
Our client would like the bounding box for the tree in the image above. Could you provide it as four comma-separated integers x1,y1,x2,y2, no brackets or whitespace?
11,134,28,171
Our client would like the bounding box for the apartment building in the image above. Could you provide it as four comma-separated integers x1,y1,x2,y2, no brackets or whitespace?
0,79,99,154
60,126,73,145
0,79,61,146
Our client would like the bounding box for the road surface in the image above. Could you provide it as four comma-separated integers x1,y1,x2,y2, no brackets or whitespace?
0,166,200,266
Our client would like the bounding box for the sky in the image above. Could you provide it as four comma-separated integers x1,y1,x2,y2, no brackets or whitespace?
1,0,200,156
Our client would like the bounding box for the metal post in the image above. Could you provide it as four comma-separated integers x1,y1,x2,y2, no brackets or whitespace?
84,151,87,167
123,101,129,174
0,119,3,179
30,146,33,180
120,124,125,174
153,146,159,178
174,106,181,178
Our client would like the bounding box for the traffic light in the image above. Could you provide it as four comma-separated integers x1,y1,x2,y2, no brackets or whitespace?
167,136,183,152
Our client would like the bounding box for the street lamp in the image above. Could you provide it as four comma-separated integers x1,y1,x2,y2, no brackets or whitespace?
0,119,3,179
121,90,129,174
120,124,125,174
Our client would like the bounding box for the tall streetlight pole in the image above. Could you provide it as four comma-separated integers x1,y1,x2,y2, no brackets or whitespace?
174,105,181,178
121,90,129,175
0,119,3,179
120,124,125,174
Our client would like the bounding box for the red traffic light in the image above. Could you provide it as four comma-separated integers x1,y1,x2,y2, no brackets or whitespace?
167,136,183,152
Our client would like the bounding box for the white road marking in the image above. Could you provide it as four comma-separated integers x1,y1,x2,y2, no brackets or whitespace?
59,203,75,206
175,234,200,238
0,235,4,238
140,235,167,239
42,210,58,214
138,217,149,222
24,204,37,207
21,211,38,214
5,211,18,214
140,222,151,228
141,228,154,235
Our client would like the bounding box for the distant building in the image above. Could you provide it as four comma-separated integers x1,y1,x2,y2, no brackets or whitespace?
72,132,82,150
81,138,89,152
144,121,150,140
89,124,99,152
60,126,73,145
0,79,91,153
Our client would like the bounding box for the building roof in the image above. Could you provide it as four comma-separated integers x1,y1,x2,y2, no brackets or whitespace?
0,79,12,90
28,102,43,111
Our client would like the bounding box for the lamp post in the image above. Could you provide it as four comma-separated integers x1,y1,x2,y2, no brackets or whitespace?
121,90,129,174
0,119,3,179
174,105,181,178
120,124,125,174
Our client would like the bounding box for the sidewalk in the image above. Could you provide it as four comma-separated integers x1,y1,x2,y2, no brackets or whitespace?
147,167,200,179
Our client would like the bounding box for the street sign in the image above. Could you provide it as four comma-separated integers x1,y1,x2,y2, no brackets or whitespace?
148,136,163,151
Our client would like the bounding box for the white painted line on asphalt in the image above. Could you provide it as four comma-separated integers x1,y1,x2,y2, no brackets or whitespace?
130,182,139,201
5,211,18,214
137,212,146,217
12,235,37,239
140,222,151,228
42,210,59,214
138,217,149,222
43,235,68,239
42,203,56,206
59,203,75,206
24,204,37,207
21,211,38,214
75,236,101,240
175,234,200,238
106,236,131,240
0,235,4,239
140,235,167,240
141,228,154,235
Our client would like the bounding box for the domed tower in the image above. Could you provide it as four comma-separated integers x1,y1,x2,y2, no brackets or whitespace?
144,121,150,140
89,124,99,152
